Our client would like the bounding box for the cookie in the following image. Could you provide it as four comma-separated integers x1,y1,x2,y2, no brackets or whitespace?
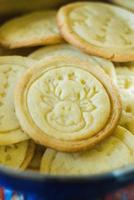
40,126,134,175
28,144,45,171
115,63,134,133
111,0,134,12
29,44,117,83
14,56,121,152
57,2,134,62
0,56,37,145
0,11,63,49
0,140,35,170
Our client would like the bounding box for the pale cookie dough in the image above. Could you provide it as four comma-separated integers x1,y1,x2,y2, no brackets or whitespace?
29,44,117,83
0,56,37,145
0,140,35,170
14,56,121,152
57,2,134,62
111,0,134,12
40,126,134,175
115,63,134,133
0,11,63,49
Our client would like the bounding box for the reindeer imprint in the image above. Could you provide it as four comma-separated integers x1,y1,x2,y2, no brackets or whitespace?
27,66,111,140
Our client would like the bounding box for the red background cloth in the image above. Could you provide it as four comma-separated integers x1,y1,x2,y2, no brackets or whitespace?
105,184,134,200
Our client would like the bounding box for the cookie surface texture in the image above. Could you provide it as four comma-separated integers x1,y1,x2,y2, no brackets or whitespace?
115,62,134,134
57,2,134,62
29,44,117,83
0,11,63,49
0,56,36,145
15,56,121,152
0,140,29,169
40,126,134,175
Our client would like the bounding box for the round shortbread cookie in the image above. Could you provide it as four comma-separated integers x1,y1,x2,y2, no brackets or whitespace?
0,140,35,170
40,126,134,175
115,63,134,134
57,2,134,62
111,0,134,12
28,144,45,171
0,11,63,49
0,56,37,145
14,56,121,152
29,44,117,83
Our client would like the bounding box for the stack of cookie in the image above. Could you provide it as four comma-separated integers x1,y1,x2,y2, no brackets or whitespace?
0,1,134,175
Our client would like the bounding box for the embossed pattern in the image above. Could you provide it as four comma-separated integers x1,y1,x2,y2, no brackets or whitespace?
15,57,121,152
0,57,36,145
71,5,134,46
58,2,134,61
27,66,110,141
0,141,28,169
0,65,26,131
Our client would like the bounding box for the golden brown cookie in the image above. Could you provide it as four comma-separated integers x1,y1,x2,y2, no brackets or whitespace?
40,126,134,175
57,2,134,62
14,56,121,152
29,43,117,83
0,56,37,145
0,140,35,170
0,11,63,49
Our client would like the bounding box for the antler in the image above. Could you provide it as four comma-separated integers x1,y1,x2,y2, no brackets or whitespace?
80,85,98,112
40,80,59,108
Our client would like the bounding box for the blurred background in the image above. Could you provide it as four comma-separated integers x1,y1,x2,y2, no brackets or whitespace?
0,0,108,17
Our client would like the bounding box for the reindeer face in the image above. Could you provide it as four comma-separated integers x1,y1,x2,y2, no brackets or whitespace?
55,80,85,101
45,79,86,132
27,66,111,140
41,76,100,132
47,101,83,129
